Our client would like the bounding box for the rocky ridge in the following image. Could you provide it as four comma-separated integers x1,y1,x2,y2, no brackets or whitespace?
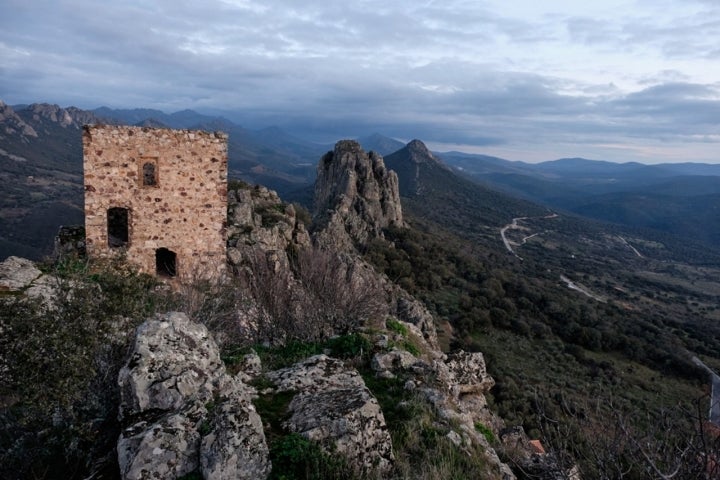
0,101,38,140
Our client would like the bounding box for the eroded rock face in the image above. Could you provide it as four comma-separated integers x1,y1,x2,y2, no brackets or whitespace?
267,355,395,475
117,312,270,480
226,183,311,272
313,140,404,250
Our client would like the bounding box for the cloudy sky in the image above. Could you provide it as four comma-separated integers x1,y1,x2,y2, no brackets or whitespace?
2,0,719,163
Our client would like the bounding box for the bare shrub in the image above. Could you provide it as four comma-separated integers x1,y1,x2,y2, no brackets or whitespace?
238,246,386,344
294,247,385,338
158,260,250,348
237,249,301,344
510,393,720,480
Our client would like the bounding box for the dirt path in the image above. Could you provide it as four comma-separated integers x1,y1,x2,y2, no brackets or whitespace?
560,275,606,302
618,236,643,258
500,213,558,260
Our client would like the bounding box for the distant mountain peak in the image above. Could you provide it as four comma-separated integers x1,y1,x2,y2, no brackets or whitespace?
384,139,453,196
402,139,448,169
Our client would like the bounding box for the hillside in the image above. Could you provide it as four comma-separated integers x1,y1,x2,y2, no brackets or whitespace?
2,138,720,479
440,150,720,250
366,141,720,471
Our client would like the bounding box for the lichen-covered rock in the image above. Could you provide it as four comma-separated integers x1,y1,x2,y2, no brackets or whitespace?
369,344,516,479
117,412,202,480
118,312,270,480
267,355,394,475
267,354,366,393
0,256,42,292
200,386,269,480
443,350,495,397
118,315,224,417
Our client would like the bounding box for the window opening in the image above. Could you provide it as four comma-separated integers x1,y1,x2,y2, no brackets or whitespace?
156,248,177,277
142,161,158,186
107,207,129,248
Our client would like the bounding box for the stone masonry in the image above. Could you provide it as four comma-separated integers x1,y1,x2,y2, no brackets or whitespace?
82,125,228,279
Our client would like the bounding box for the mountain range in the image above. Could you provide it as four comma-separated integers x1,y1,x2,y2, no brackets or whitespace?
2,100,720,261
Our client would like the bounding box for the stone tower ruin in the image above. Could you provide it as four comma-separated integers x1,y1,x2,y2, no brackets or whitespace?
82,125,228,279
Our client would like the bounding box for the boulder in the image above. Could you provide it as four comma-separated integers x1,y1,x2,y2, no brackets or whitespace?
0,256,42,292
372,349,419,374
117,312,270,480
267,355,394,475
443,350,495,397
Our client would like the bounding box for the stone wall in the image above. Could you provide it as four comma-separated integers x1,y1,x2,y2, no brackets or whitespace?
83,125,227,279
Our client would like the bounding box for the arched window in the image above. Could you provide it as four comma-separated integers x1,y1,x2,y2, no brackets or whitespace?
107,207,129,248
142,161,158,186
156,248,177,277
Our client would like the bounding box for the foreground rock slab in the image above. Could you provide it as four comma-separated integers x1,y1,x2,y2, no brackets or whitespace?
117,312,270,480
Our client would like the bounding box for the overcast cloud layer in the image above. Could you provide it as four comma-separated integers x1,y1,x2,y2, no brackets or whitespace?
1,0,719,163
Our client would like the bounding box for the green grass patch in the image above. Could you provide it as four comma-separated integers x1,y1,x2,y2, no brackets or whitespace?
269,433,358,480
474,423,495,443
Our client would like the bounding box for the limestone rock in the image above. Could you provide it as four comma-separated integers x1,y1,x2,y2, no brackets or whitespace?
118,312,270,480
367,344,516,479
372,349,419,374
443,350,495,397
200,386,269,480
313,140,404,249
117,412,201,480
118,313,225,418
267,355,394,475
0,256,42,292
267,354,366,393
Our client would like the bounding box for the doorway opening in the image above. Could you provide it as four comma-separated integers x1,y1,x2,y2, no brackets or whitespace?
155,248,177,277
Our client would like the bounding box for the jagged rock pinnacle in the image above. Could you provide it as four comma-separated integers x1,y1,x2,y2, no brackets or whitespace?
313,140,404,249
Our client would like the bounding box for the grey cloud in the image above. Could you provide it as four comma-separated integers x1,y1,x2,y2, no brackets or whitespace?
2,0,720,163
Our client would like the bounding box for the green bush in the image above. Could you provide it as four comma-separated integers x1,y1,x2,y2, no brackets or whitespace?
474,423,496,443
325,334,371,359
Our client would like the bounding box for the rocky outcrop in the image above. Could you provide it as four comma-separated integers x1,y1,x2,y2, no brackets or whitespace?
226,182,310,272
267,354,395,475
0,100,38,139
313,140,404,250
26,103,106,129
0,256,62,305
370,345,517,479
117,312,270,480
